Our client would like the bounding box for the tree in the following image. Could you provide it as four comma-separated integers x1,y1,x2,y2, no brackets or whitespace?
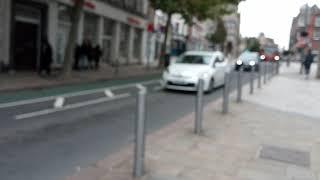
149,0,243,68
207,17,227,49
246,37,260,52
62,0,85,78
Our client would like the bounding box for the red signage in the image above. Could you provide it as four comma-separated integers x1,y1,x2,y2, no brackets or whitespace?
72,0,96,9
127,17,141,26
147,23,154,32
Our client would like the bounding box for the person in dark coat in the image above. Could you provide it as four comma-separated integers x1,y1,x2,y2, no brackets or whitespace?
92,45,102,70
81,39,93,69
73,44,82,70
39,37,53,76
304,49,314,79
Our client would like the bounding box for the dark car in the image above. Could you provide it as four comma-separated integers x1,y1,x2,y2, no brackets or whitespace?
235,51,260,72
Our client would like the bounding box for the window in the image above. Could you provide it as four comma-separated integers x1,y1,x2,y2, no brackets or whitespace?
105,0,144,15
103,18,114,36
83,13,99,44
133,28,142,59
313,30,320,40
119,24,130,57
315,16,320,27
124,0,136,9
58,4,72,23
102,18,115,63
56,4,72,64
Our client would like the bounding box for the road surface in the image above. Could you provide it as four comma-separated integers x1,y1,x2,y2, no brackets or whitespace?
0,71,254,180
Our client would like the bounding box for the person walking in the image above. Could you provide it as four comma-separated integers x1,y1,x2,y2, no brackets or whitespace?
39,37,53,76
304,49,314,80
73,44,82,70
81,39,93,69
92,45,102,70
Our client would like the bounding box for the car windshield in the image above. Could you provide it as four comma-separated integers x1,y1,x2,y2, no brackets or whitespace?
176,55,212,65
239,52,258,62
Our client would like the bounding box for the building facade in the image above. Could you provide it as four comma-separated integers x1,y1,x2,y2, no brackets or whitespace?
289,4,320,54
222,12,241,57
0,0,150,72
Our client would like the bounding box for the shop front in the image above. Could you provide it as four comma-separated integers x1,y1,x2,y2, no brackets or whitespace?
3,0,149,71
11,0,47,71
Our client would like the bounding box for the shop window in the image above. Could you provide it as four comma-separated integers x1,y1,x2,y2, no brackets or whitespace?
56,4,72,65
124,0,136,10
58,5,71,23
102,18,115,63
103,18,114,36
119,24,130,57
83,13,99,44
133,28,142,59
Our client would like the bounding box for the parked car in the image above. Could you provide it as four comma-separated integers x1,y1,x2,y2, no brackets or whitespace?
162,51,228,92
235,51,260,72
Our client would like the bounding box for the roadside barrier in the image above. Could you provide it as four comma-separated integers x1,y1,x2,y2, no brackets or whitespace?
195,78,204,135
236,70,242,103
133,85,147,177
258,63,262,89
222,72,231,114
250,68,255,94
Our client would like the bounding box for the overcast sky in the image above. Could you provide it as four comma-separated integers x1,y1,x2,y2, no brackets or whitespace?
238,0,320,49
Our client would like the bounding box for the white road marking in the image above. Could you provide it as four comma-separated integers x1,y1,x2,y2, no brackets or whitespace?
15,93,131,120
104,89,114,98
54,97,65,108
136,84,145,90
0,79,161,109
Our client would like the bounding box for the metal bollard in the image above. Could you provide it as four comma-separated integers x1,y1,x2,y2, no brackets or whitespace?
222,72,230,114
250,68,254,94
268,62,272,80
276,62,280,75
236,70,242,103
263,62,267,84
133,86,147,177
114,58,120,76
258,62,262,88
195,78,204,134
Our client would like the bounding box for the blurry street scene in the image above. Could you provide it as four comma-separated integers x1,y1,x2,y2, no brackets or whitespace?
0,0,319,180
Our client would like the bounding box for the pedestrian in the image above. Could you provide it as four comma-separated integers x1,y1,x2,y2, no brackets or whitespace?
92,44,102,70
73,44,82,70
303,49,314,80
81,39,93,69
39,37,53,76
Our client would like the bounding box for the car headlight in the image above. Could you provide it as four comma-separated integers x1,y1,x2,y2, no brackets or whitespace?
200,72,211,80
236,60,243,65
249,61,256,66
274,56,280,61
260,55,266,60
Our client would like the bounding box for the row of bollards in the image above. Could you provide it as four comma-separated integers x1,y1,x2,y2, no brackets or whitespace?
234,61,276,104
194,61,279,135
132,61,280,177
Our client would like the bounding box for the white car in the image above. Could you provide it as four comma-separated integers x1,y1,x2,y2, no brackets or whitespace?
162,51,228,92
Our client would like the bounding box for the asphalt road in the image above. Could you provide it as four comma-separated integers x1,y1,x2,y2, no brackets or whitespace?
0,71,254,180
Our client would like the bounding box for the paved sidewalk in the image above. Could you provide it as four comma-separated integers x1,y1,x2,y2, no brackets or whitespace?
0,64,161,92
67,63,320,180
